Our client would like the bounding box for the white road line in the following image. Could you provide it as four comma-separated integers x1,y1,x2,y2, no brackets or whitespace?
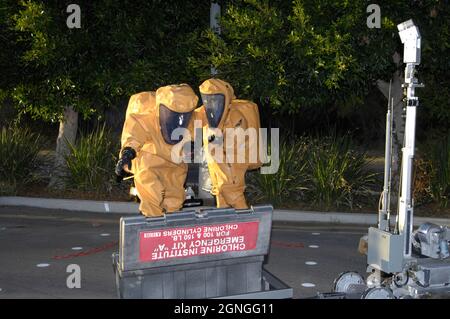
312,232,320,235
305,261,318,265
301,283,316,288
100,233,110,237
36,263,50,268
308,245,319,248
71,247,83,250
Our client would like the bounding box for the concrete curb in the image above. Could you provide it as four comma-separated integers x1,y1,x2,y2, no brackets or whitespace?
273,209,450,227
1,196,449,226
0,196,140,214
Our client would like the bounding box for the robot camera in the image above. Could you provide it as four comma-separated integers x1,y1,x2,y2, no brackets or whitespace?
397,19,421,64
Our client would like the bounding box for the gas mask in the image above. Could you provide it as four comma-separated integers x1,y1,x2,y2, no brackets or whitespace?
201,93,225,128
159,104,192,145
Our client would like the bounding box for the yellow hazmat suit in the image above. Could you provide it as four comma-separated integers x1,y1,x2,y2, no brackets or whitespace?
117,84,198,217
195,79,262,209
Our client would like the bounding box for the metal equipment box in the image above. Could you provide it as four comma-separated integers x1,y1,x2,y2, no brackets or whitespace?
417,258,450,287
113,205,292,299
367,227,404,273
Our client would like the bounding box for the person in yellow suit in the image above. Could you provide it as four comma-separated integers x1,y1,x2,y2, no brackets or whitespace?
115,84,198,217
195,78,262,209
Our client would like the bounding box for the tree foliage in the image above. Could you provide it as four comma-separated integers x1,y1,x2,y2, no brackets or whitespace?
191,0,449,129
3,0,210,121
0,0,24,103
1,1,448,130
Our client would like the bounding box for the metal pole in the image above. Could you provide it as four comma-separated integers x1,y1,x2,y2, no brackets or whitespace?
396,20,423,258
210,1,221,75
386,97,394,226
397,82,417,257
379,85,393,232
198,2,222,200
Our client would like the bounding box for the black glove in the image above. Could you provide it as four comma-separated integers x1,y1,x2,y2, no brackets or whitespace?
115,147,136,181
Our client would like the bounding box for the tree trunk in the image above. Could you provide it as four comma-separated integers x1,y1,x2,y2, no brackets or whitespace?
376,52,405,197
49,106,78,189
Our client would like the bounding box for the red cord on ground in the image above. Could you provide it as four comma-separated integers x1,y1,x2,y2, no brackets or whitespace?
271,240,304,249
52,241,118,260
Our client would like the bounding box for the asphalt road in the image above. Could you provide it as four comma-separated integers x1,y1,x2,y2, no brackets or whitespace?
0,206,367,299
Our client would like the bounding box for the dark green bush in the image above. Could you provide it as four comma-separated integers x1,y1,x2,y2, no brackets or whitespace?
247,139,309,206
413,157,433,207
247,135,377,210
305,136,377,210
429,133,450,208
0,125,42,194
65,125,117,192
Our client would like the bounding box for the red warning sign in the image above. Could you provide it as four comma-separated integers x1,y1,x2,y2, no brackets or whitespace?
139,221,259,262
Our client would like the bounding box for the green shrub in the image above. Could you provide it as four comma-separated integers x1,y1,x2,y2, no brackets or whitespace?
65,125,117,192
247,139,309,206
429,133,450,208
305,136,377,210
247,135,377,210
413,157,433,207
0,125,42,194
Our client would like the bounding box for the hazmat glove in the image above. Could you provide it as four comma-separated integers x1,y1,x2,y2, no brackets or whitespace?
115,147,136,181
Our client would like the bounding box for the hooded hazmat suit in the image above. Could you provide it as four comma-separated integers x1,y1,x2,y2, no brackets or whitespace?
195,79,262,209
117,84,198,217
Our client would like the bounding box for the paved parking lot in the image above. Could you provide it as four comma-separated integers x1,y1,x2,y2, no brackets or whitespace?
0,206,367,299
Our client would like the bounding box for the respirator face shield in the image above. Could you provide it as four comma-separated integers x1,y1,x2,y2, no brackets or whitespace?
201,93,225,128
159,104,192,145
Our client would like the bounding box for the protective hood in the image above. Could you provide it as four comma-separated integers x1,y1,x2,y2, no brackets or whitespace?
199,79,235,128
156,84,198,145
